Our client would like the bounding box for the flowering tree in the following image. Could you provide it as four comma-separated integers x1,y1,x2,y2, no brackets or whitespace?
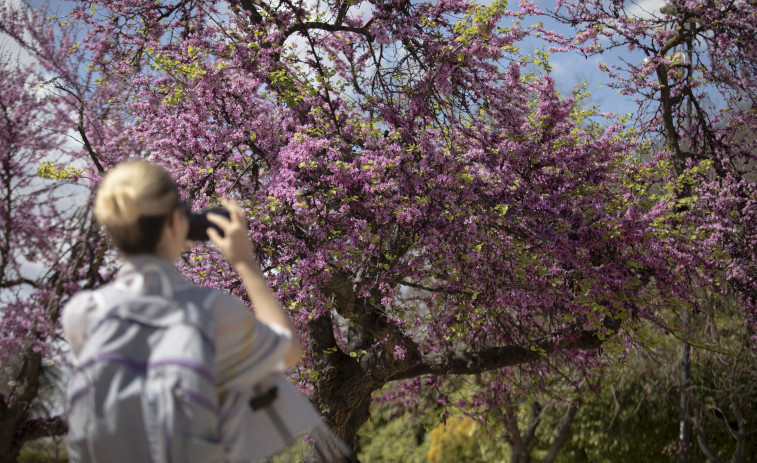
0,56,83,460
1,0,754,460
545,0,757,314
0,3,148,460
540,1,757,459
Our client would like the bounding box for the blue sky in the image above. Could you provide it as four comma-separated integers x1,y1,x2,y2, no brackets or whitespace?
521,0,669,116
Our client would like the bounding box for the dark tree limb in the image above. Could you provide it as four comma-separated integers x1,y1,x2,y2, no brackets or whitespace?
388,322,613,381
285,21,375,42
691,412,726,463
522,401,544,445
17,415,68,442
502,400,530,463
543,402,579,463
730,394,747,463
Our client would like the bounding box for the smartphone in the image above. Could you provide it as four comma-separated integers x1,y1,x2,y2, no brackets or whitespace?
187,207,230,241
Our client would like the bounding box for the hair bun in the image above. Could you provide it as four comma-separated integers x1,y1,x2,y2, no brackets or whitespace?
93,160,177,231
96,184,141,226
111,185,140,223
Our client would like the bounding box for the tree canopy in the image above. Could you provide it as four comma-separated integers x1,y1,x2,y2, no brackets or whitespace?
0,0,755,460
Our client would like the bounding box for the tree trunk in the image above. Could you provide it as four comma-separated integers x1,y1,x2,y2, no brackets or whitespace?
306,311,381,462
543,403,578,463
502,402,531,463
0,430,23,463
0,354,42,463
306,354,376,462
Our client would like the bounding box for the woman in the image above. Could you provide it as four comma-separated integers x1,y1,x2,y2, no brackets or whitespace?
62,160,305,462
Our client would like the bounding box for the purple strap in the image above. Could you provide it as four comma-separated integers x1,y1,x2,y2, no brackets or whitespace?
74,352,216,386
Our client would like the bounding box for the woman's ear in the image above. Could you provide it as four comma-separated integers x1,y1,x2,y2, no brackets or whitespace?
170,207,190,241
168,208,178,226
157,208,189,262
167,208,182,235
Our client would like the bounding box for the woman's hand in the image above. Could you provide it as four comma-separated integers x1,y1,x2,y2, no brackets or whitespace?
206,198,257,268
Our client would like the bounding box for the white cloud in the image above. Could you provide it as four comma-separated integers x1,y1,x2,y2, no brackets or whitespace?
625,0,667,19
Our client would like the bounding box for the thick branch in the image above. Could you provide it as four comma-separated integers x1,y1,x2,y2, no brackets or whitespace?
17,415,68,442
388,323,612,381
729,395,747,463
543,402,579,463
522,401,544,446
307,307,340,361
286,21,374,42
502,401,528,463
691,413,726,463
0,278,39,288
322,271,423,370
47,80,105,174
685,390,737,438
656,65,684,173
238,0,263,24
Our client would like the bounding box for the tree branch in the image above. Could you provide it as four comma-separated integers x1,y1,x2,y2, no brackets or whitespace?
729,394,747,463
691,413,726,463
501,401,527,463
543,402,579,463
285,21,374,42
0,278,38,288
521,401,544,446
388,321,614,381
17,415,68,442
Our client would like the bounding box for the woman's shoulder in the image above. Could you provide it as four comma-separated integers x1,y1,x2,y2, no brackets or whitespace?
61,289,104,357
61,290,98,326
202,289,248,314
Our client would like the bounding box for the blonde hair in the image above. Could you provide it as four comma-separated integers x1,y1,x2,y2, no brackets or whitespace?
94,160,179,254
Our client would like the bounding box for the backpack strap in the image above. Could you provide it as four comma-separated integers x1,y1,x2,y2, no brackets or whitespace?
252,382,293,444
